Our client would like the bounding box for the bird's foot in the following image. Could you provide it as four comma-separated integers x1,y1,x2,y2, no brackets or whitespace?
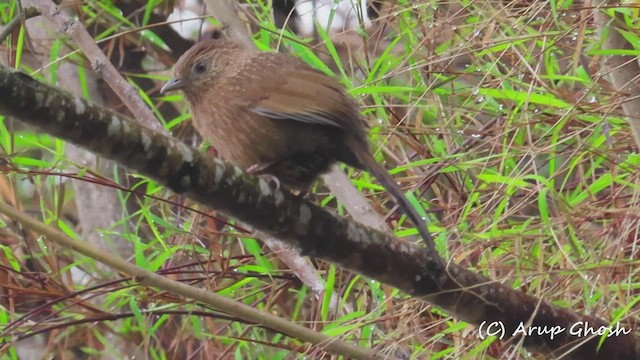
248,163,281,191
258,173,281,191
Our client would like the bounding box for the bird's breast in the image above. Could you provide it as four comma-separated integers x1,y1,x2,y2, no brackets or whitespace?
190,95,295,169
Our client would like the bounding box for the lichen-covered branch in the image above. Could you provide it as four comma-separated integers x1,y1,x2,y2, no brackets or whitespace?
0,66,638,358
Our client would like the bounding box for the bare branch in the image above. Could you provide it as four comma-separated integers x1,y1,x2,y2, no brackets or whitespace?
0,200,378,360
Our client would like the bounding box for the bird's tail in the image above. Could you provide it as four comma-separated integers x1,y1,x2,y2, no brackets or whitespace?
349,139,440,262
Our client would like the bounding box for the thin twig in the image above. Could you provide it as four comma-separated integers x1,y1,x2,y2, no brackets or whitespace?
0,7,39,46
0,200,379,360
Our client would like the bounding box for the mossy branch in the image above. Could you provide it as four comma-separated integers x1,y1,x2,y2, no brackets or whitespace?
0,66,638,358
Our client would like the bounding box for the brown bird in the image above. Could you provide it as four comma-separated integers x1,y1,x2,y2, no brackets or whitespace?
161,39,439,259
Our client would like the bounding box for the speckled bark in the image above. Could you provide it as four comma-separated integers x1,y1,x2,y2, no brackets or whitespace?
0,67,638,359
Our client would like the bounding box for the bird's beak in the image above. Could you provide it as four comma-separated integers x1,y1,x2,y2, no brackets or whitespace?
160,77,184,94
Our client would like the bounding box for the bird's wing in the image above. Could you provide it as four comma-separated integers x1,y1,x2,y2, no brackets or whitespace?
239,53,360,130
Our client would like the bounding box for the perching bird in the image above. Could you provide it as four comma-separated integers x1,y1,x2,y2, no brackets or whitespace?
161,39,439,260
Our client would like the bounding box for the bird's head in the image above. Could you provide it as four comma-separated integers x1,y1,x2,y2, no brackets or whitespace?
160,39,243,98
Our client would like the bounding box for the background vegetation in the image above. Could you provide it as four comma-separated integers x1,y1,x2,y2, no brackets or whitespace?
0,0,638,358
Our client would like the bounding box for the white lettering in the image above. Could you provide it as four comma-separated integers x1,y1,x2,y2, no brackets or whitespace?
512,322,566,340
570,322,633,338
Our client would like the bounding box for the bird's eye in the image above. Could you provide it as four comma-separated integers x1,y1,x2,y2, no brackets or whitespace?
192,61,207,75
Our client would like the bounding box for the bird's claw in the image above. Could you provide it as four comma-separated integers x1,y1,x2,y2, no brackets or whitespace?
248,163,281,190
